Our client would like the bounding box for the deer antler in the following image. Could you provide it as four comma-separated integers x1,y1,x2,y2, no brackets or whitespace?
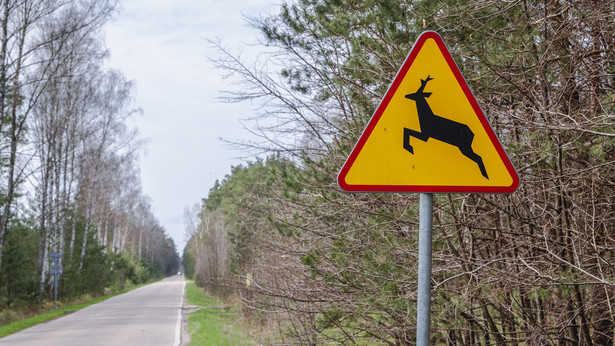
417,75,433,93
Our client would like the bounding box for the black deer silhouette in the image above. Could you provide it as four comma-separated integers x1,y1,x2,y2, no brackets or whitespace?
403,75,489,179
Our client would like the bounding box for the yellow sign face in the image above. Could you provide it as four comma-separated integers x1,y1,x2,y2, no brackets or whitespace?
338,31,519,193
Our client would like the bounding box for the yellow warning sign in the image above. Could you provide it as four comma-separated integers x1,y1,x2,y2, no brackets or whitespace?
338,31,519,193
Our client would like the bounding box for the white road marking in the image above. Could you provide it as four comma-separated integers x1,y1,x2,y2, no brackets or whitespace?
173,279,186,346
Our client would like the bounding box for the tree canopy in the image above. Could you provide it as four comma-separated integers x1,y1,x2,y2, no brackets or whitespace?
0,0,179,315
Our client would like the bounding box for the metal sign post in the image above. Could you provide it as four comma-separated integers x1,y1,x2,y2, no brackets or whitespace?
54,274,58,310
416,193,433,346
49,252,63,310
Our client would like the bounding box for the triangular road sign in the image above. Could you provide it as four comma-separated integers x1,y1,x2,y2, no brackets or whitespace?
338,31,519,193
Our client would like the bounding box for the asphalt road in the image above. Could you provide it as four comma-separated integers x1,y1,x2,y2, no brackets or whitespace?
0,275,186,346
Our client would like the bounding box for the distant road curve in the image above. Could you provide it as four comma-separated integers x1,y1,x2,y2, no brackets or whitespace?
0,275,185,346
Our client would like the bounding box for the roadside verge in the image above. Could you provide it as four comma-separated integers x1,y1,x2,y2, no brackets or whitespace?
183,281,250,345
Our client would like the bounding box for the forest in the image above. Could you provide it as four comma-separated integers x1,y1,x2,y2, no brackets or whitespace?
183,0,615,344
0,0,179,321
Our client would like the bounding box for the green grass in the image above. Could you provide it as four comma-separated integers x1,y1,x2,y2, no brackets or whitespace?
185,281,250,345
0,284,146,338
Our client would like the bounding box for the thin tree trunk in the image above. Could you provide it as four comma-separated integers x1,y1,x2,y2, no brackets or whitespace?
37,166,49,291
102,220,108,253
0,15,27,278
69,202,77,260
78,186,94,274
139,228,142,258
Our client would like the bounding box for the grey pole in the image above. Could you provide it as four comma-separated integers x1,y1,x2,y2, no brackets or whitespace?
54,273,58,309
416,192,433,345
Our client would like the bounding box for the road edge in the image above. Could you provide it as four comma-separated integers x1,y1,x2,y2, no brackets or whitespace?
174,279,186,346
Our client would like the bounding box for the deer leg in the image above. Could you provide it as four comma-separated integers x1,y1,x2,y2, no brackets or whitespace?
459,146,489,179
403,128,414,154
404,128,429,155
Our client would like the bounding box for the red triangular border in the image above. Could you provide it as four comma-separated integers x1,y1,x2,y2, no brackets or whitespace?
338,31,519,193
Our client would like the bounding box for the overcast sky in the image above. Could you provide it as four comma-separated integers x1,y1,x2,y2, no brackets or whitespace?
104,0,278,253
